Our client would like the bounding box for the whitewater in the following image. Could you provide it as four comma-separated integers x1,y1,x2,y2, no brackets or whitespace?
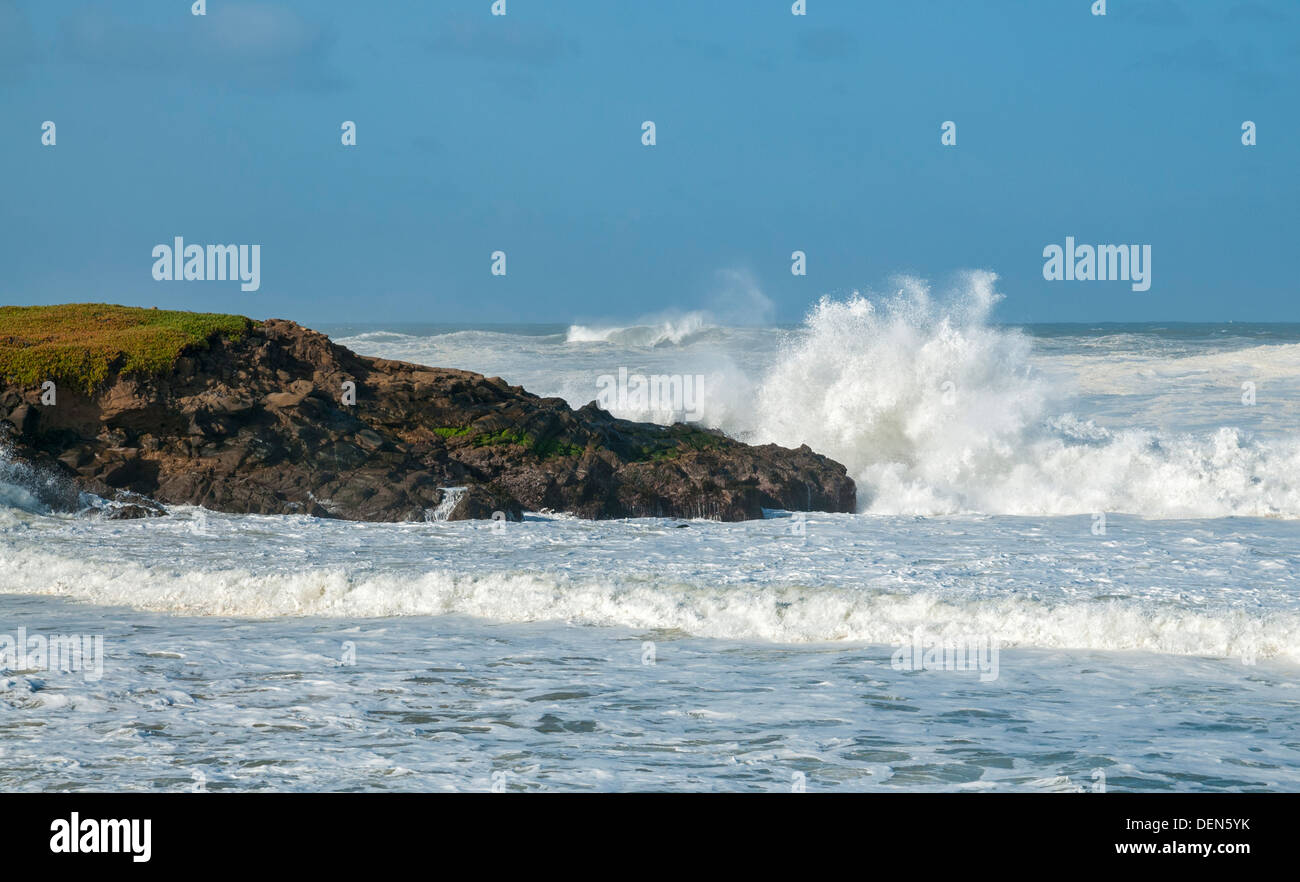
3,273,1300,791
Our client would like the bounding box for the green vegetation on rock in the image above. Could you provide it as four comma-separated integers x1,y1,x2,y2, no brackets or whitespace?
472,428,529,448
465,427,584,459
630,426,730,463
531,436,584,459
0,303,254,394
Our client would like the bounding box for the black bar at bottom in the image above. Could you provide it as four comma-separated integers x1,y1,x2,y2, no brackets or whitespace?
4,792,1285,869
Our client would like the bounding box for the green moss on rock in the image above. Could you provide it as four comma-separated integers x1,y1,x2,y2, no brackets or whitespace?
0,303,255,394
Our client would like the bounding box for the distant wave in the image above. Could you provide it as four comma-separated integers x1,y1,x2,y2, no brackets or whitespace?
1059,341,1300,395
566,312,713,347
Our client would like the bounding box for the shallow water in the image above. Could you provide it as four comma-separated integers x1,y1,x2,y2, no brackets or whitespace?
4,594,1298,792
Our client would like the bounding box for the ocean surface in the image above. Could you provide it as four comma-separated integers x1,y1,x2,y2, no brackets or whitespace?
4,279,1300,791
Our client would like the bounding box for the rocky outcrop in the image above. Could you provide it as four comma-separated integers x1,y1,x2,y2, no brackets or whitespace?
0,319,855,521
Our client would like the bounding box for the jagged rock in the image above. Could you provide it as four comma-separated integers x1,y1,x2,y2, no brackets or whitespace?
1,314,856,522
444,485,525,522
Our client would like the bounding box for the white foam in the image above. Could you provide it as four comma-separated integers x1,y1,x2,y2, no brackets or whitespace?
745,273,1300,517
0,480,47,515
426,487,466,521
0,444,57,515
2,542,1296,662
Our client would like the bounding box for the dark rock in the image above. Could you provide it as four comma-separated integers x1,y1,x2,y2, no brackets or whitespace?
1,318,856,522
103,500,167,520
445,485,525,522
8,404,36,435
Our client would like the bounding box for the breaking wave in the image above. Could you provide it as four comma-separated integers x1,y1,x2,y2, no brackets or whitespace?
566,312,714,347
748,272,1300,517
3,547,1296,660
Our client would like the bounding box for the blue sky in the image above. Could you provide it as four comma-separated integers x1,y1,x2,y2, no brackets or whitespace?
2,0,1296,325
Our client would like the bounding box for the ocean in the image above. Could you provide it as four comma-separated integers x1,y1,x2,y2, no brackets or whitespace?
4,280,1300,791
